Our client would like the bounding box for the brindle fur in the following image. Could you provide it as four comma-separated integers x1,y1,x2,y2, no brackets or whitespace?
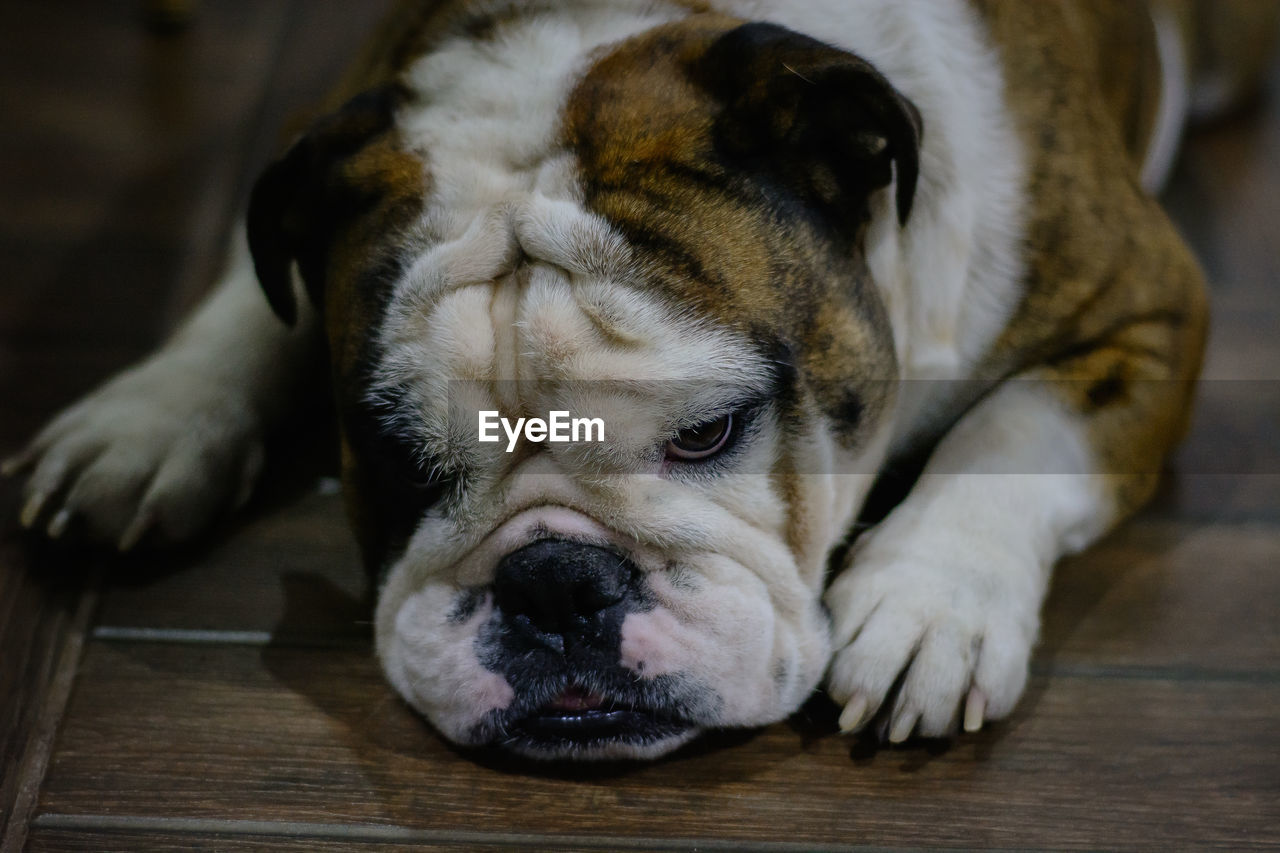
971,1,1207,516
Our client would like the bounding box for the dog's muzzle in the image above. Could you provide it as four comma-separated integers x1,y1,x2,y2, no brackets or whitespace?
477,539,696,755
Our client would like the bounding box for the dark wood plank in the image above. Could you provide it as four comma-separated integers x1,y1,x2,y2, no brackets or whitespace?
93,487,367,640
26,827,526,853
34,641,1280,851
1040,521,1280,672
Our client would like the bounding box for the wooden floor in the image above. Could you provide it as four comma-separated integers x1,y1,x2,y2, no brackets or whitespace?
2,2,1278,850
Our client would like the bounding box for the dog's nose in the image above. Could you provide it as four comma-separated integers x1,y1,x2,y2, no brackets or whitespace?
493,539,632,639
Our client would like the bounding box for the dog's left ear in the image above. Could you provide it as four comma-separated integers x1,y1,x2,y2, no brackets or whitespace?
246,84,409,326
695,22,923,229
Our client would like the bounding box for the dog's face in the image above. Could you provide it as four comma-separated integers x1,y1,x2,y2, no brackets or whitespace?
248,15,919,760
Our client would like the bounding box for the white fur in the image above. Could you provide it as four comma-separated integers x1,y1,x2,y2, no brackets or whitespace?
372,2,870,750
825,379,1113,738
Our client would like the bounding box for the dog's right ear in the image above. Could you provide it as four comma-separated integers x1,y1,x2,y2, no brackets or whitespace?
247,84,408,326
694,23,923,232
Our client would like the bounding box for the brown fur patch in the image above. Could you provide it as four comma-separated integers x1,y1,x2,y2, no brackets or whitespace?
322,135,429,383
562,16,902,447
971,0,1208,517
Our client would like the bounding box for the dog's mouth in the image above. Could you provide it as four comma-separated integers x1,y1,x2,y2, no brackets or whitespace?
507,684,694,753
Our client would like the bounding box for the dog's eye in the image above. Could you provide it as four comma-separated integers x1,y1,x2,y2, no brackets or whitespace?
401,456,455,502
667,414,734,462
406,467,446,492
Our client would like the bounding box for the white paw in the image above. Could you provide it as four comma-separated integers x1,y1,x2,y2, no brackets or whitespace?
823,536,1041,742
4,357,264,550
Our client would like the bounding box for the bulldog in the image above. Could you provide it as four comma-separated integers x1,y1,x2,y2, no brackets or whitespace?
6,0,1224,760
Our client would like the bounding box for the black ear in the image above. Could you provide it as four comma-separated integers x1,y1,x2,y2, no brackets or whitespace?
695,23,923,229
246,84,407,326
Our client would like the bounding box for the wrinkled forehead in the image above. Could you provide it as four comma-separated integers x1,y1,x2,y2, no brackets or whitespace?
341,10,892,428
372,210,776,427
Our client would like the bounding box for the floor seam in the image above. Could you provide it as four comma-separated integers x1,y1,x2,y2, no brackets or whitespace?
27,813,967,852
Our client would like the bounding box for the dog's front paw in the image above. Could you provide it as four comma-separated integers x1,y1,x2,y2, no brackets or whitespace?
823,537,1041,742
4,359,264,550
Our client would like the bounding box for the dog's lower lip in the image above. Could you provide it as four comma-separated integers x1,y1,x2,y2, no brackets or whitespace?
511,693,691,747
519,708,652,739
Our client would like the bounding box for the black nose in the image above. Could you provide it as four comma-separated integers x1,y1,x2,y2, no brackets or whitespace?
493,539,633,639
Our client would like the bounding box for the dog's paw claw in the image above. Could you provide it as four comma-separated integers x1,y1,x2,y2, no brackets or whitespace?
2,449,36,478
963,688,987,733
837,692,871,734
20,488,51,529
46,507,73,539
118,507,157,553
888,706,920,744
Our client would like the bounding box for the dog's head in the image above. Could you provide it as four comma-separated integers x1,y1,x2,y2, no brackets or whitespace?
247,14,919,760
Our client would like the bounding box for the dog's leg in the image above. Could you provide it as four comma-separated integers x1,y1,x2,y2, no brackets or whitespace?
4,227,320,549
825,302,1205,740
